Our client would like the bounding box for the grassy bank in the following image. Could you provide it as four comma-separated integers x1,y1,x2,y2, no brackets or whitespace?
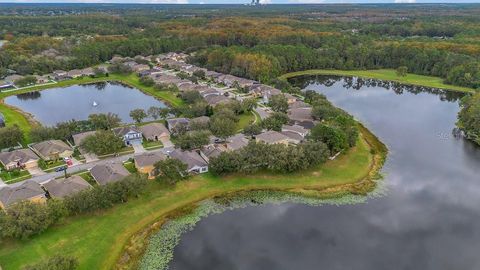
0,126,386,270
280,69,476,93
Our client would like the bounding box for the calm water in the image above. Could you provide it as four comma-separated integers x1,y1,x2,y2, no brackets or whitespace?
4,82,166,125
167,76,480,270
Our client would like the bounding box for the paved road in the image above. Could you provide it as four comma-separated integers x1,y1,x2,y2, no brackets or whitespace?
1,146,174,189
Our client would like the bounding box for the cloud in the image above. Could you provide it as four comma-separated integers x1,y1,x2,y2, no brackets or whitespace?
395,0,416,3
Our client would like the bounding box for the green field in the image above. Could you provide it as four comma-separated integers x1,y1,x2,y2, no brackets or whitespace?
280,69,477,93
0,127,385,270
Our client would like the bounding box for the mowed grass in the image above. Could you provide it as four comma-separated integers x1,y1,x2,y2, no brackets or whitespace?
236,111,255,131
0,130,381,270
280,69,477,93
0,102,34,144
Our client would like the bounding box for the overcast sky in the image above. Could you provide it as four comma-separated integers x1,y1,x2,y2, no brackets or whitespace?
0,0,479,4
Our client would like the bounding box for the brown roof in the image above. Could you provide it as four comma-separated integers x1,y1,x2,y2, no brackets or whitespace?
134,152,167,168
226,134,249,150
90,163,130,185
169,150,208,171
72,131,96,146
256,131,290,144
139,123,169,140
201,144,227,159
287,107,313,122
0,181,45,208
31,140,72,157
204,95,231,106
0,149,39,167
43,175,92,199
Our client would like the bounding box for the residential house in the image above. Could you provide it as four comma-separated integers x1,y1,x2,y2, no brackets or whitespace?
4,75,23,85
72,131,96,147
67,69,83,78
90,162,130,185
289,100,310,110
200,144,227,163
81,67,95,77
139,123,170,141
34,75,50,84
0,112,4,127
284,93,298,104
31,140,73,161
0,80,14,90
53,70,70,81
43,176,92,199
131,64,150,73
225,134,249,151
166,118,190,134
177,82,199,92
112,126,143,146
287,107,314,123
254,107,272,121
190,116,210,128
134,152,167,179
0,181,46,209
0,149,39,171
169,149,208,174
280,131,303,144
256,131,291,145
200,88,221,98
204,95,231,107
205,70,223,80
282,124,309,138
249,84,279,97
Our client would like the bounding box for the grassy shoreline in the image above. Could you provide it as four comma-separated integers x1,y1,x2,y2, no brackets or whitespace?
280,69,477,93
0,125,386,270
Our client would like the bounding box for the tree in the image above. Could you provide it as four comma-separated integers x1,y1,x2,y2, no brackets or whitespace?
139,76,155,87
29,126,57,142
0,125,23,149
108,63,132,75
457,93,480,145
88,113,121,130
176,130,211,150
396,66,408,77
309,124,348,154
0,201,52,240
154,158,188,184
159,108,170,120
209,115,237,140
192,70,206,79
129,109,147,123
262,112,289,131
243,123,262,136
269,94,289,113
80,131,124,155
147,106,162,120
23,255,78,270
241,98,258,112
93,67,106,77
180,91,202,104
14,75,37,87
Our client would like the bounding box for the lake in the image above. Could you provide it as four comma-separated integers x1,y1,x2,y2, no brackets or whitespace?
161,76,480,270
4,82,166,125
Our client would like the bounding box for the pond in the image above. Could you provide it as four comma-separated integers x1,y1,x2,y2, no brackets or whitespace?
4,82,166,125
149,76,480,270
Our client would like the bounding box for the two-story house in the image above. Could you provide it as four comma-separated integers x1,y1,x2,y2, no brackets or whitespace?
112,126,143,146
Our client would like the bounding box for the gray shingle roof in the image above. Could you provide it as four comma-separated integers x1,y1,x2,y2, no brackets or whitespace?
139,123,169,140
169,150,207,171
90,163,130,185
0,149,39,167
72,131,97,146
256,131,290,144
0,181,45,208
43,175,92,199
134,152,167,168
31,140,72,157
112,126,141,137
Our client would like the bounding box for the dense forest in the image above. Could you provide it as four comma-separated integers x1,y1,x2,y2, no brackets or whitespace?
0,4,480,89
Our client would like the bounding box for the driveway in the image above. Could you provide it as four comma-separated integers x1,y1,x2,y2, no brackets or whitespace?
27,166,45,176
83,153,99,163
160,137,174,148
131,141,146,154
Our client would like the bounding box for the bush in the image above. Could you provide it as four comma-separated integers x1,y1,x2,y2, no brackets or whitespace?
23,255,78,270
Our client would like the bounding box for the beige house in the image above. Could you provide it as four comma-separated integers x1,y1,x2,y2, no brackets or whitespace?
0,181,46,209
43,176,92,199
0,149,39,170
134,152,167,179
31,140,73,161
139,123,170,141
256,131,291,145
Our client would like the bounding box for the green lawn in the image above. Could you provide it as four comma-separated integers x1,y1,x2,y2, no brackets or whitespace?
280,69,477,93
0,169,31,184
123,162,137,173
236,111,256,131
0,103,35,144
0,127,386,270
142,140,163,150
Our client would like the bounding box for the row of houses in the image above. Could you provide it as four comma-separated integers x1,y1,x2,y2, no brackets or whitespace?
0,161,131,209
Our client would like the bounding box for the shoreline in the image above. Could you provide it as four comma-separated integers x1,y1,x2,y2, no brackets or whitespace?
280,69,477,94
112,124,387,270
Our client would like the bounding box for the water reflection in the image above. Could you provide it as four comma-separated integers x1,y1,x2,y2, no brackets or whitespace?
169,76,480,270
5,82,166,125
